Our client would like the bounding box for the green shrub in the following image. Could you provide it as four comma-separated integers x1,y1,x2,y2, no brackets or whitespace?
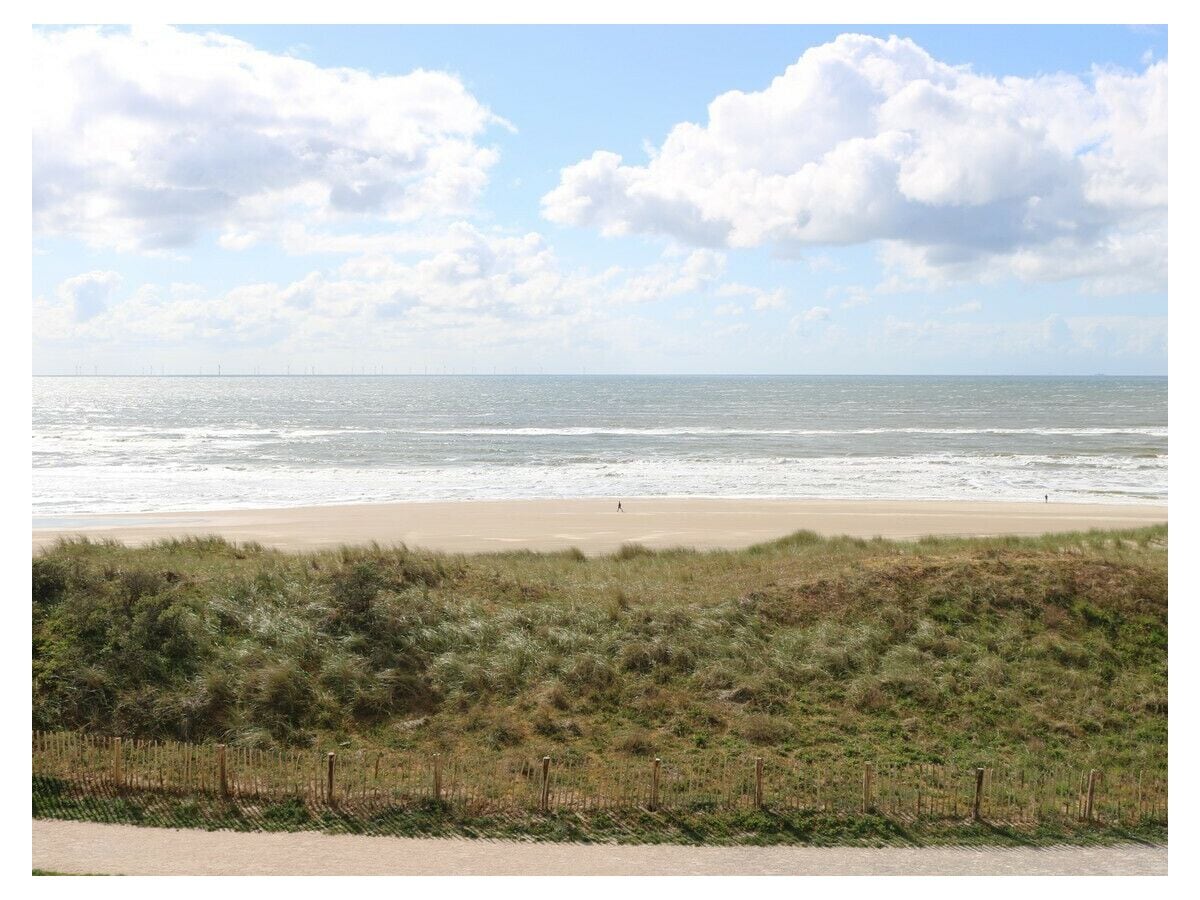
32,558,68,606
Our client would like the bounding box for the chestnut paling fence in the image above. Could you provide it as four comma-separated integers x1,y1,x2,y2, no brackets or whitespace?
32,731,1166,826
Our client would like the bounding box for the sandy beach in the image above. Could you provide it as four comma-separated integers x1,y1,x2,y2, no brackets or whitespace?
31,498,1166,555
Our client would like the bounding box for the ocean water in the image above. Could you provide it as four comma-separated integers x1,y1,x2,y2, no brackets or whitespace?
31,375,1167,517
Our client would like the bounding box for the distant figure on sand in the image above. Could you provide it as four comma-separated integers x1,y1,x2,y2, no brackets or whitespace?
1045,494,1049,503
617,501,623,512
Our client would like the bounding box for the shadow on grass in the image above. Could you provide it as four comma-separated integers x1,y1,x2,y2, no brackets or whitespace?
33,777,1165,848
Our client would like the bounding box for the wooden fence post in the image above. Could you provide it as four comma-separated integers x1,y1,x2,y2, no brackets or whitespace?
39,731,1147,832
755,757,764,810
973,767,985,821
112,737,122,790
326,752,336,805
1085,769,1099,822
650,757,661,811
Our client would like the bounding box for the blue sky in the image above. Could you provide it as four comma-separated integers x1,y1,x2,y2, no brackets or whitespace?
32,25,1168,374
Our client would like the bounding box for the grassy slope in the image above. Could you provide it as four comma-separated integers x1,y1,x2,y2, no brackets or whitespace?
32,526,1166,774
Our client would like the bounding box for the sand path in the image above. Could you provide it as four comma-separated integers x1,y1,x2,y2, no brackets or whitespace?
32,819,1166,875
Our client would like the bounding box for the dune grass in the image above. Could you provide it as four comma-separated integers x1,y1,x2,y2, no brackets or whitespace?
32,526,1166,775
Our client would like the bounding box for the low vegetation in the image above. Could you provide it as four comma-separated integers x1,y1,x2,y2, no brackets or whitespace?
32,526,1166,777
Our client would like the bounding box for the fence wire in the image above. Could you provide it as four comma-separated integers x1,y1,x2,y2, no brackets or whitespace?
32,731,1167,825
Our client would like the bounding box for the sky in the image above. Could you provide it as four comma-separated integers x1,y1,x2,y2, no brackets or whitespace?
31,24,1168,375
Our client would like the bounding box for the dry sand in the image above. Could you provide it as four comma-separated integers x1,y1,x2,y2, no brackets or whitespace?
32,498,1166,555
32,819,1166,875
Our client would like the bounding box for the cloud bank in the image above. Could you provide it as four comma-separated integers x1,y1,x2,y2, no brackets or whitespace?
33,224,781,354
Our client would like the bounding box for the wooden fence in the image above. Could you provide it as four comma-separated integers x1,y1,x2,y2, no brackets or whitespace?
32,731,1167,826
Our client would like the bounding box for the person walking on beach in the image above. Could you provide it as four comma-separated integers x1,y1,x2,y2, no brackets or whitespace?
1044,494,1049,504
617,501,623,512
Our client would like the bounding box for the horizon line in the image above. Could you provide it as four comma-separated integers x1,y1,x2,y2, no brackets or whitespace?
31,372,1168,379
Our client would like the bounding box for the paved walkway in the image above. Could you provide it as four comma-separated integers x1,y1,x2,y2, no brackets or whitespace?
32,819,1166,875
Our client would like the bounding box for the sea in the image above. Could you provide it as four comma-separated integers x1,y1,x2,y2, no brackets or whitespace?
32,375,1167,518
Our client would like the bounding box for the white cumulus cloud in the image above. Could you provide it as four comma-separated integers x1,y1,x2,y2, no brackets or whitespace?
33,26,505,252
541,33,1166,295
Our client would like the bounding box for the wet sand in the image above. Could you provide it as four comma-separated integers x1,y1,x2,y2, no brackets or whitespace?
32,497,1166,555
